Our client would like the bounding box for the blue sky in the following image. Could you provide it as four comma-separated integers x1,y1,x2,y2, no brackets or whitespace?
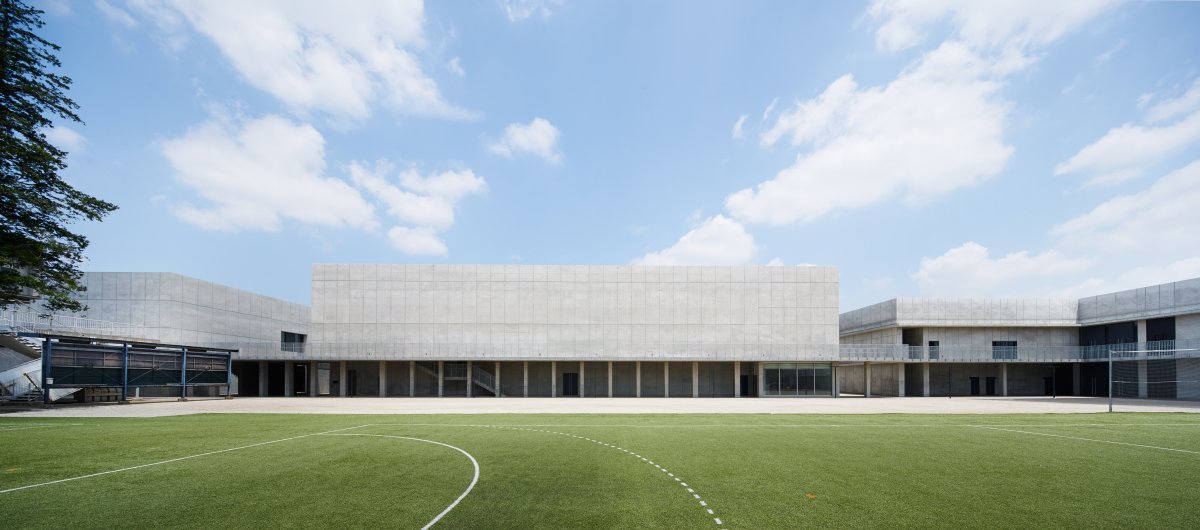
37,0,1200,310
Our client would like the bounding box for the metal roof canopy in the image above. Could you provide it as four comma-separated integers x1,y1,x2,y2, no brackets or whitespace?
29,333,237,405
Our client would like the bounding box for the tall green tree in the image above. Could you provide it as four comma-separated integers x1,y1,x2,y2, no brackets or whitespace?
0,0,116,313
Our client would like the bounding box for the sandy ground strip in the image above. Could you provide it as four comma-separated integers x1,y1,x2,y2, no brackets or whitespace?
3,396,1199,417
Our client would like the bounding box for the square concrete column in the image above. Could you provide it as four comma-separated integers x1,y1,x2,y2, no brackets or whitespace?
832,364,839,398
664,361,670,398
865,362,872,398
1137,360,1148,398
757,362,765,397
258,361,268,397
1001,363,1008,397
496,362,502,398
522,361,529,397
284,361,294,396
897,363,905,397
467,361,473,397
437,361,444,397
1137,319,1148,343
692,362,699,398
635,361,642,398
607,361,613,398
579,361,585,398
338,361,347,397
551,361,557,397
409,361,415,397
376,362,386,395
734,361,741,398
922,363,930,397
310,361,319,397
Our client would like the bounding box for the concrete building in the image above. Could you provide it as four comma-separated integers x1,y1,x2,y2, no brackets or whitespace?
838,278,1200,399
5,266,1199,401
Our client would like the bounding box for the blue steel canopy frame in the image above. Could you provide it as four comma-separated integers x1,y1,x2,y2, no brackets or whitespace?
32,334,236,404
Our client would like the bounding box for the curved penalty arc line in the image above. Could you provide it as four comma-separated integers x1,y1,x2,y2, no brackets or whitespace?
321,433,480,530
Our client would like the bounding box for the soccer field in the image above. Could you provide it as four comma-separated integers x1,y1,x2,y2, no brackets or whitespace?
2,413,1199,528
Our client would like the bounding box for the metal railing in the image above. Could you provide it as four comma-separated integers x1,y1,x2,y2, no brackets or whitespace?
0,310,147,339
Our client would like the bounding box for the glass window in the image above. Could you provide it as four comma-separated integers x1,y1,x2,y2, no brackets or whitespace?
798,364,815,395
765,368,781,395
814,364,832,396
780,367,798,395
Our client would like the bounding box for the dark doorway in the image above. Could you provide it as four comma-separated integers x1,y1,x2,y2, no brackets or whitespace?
1043,377,1054,396
740,374,756,397
233,361,259,397
969,377,980,396
562,373,579,397
294,363,308,395
266,362,285,396
985,377,996,396
347,370,358,397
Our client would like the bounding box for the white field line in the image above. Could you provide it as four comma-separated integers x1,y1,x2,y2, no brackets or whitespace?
319,433,479,530
0,424,371,495
974,426,1200,455
493,426,725,528
0,423,84,432
360,423,1200,428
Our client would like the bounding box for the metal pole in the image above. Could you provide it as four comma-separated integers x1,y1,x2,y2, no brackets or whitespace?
42,338,52,405
121,343,130,402
180,347,188,401
1108,349,1114,413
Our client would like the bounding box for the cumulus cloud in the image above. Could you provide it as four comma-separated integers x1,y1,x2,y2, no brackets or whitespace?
1056,80,1200,186
916,161,1200,297
727,42,1012,225
635,215,757,266
500,0,562,22
388,226,448,256
914,242,1090,297
867,0,1122,54
130,0,466,122
488,117,562,163
350,162,486,255
162,114,378,232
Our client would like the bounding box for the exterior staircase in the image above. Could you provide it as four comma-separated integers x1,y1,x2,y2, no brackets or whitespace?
472,364,502,396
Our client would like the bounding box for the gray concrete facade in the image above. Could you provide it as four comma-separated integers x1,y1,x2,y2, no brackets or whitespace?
307,264,840,361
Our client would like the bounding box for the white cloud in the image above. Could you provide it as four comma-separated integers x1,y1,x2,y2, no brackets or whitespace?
131,0,466,122
45,126,87,152
500,0,561,22
1145,80,1200,123
387,226,448,256
766,257,784,266
913,242,1091,297
350,162,486,230
349,162,485,256
916,161,1200,297
1054,108,1200,186
447,56,465,77
731,114,747,139
868,0,1122,54
96,0,138,28
1051,161,1200,253
488,117,562,163
635,215,757,266
162,114,378,232
728,42,1012,225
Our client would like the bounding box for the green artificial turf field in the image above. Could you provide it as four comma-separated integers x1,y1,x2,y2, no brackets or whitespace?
1,413,1199,529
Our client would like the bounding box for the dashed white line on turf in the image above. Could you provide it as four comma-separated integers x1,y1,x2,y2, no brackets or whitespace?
0,424,370,495
490,426,725,528
320,433,479,530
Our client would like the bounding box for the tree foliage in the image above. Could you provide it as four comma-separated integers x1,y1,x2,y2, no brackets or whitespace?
0,0,116,312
